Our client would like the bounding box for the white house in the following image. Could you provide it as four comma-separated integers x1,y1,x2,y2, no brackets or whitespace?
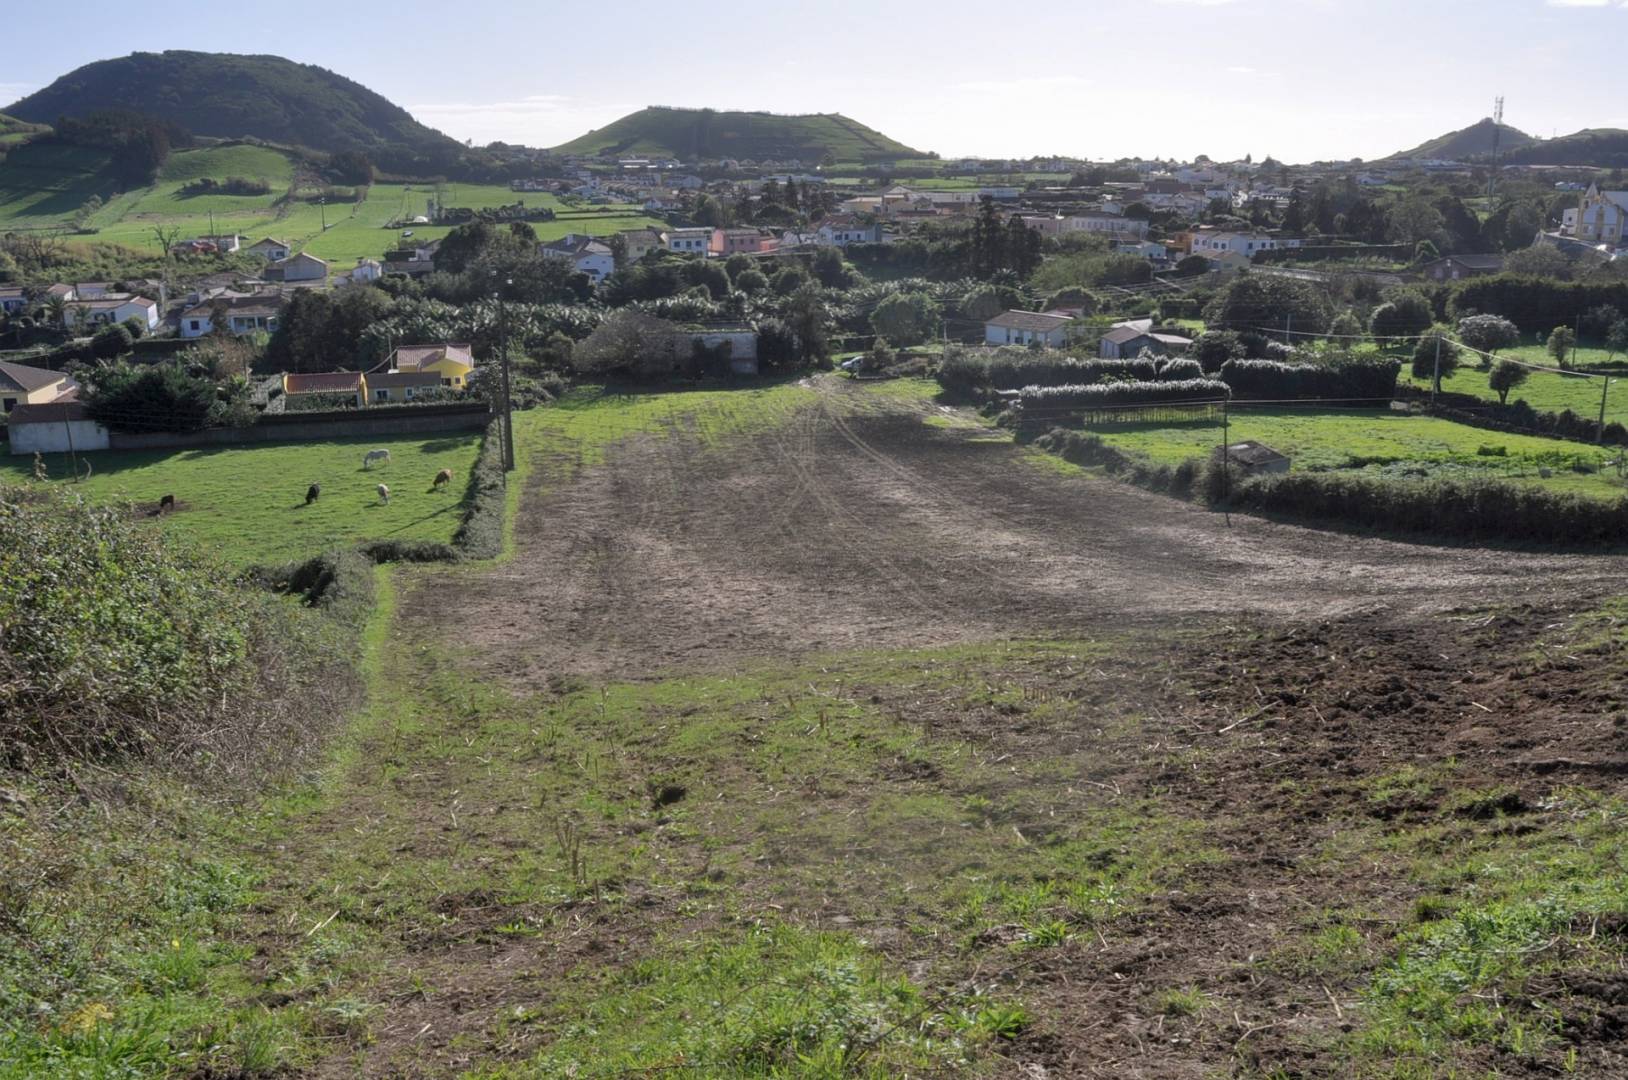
1188,231,1290,256
666,227,711,255
334,258,383,288
984,310,1074,347
0,286,27,315
539,236,616,282
179,295,283,338
815,218,881,247
62,295,159,332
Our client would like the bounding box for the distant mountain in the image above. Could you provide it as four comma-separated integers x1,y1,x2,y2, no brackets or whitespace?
5,51,465,172
1389,118,1536,162
1501,128,1628,169
552,106,925,163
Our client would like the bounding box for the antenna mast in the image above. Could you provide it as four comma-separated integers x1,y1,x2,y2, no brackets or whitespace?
1487,96,1505,199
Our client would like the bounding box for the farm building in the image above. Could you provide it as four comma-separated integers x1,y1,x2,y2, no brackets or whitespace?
283,371,365,407
266,252,328,283
1099,326,1194,359
1,361,78,414
6,399,110,454
1221,441,1291,474
246,237,292,261
985,310,1074,348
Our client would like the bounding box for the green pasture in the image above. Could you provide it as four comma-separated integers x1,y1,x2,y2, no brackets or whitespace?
1088,407,1628,499
0,430,485,567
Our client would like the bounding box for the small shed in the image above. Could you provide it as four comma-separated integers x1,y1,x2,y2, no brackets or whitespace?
1221,440,1290,474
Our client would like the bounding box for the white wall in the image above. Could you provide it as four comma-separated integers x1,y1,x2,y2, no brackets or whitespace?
9,419,110,454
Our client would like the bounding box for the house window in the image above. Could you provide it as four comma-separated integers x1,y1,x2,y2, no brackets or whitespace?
189,320,201,331
442,378,453,387
375,389,390,402
405,388,416,400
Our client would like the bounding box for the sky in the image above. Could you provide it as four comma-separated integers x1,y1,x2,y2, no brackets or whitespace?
1,0,1624,163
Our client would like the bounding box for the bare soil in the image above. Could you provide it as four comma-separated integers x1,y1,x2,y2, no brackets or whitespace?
354,382,1628,1077
411,382,1628,686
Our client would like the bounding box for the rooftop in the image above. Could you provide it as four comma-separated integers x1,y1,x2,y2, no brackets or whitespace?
987,310,1075,333
0,361,71,394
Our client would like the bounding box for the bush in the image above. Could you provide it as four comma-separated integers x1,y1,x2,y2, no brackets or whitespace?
1220,355,1400,402
1369,289,1434,342
451,417,508,559
1,487,261,763
1020,378,1229,411
84,360,248,432
1456,314,1519,359
1157,357,1204,381
870,291,939,346
1193,331,1244,373
1218,470,1628,545
90,321,133,360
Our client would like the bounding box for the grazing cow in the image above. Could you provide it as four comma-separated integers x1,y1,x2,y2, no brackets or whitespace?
377,483,390,505
432,468,453,489
305,483,321,505
158,494,175,513
364,448,391,469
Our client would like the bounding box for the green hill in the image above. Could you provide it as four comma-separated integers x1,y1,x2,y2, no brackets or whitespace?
1390,118,1535,161
551,106,925,163
1501,128,1628,168
5,51,465,173
0,111,48,147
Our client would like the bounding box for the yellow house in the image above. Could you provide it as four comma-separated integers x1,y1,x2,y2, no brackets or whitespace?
389,343,476,389
0,361,78,415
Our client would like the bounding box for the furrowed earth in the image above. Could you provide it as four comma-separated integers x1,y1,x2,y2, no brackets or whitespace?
69,378,1628,1078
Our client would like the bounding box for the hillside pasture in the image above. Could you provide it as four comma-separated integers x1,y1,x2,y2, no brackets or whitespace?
0,430,485,567
1085,407,1628,499
1403,348,1628,422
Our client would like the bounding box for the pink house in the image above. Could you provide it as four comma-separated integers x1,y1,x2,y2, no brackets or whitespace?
709,228,777,257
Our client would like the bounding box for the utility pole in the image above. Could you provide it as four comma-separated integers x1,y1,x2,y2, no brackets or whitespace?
1598,376,1611,444
320,197,327,231
1220,396,1231,527
497,279,516,472
1431,334,1443,408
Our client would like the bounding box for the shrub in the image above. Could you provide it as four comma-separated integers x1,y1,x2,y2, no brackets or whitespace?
451,417,508,559
1202,274,1332,334
1020,378,1229,411
1193,331,1244,373
1220,355,1399,402
1029,428,1202,499
1489,359,1529,404
870,291,939,346
1456,314,1519,360
1157,357,1204,381
1,488,259,763
1548,325,1577,367
90,321,133,360
1218,470,1628,546
1369,290,1433,342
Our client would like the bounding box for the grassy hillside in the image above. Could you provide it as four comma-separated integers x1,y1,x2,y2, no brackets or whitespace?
1502,127,1628,168
6,51,464,171
0,142,661,262
1390,118,1535,161
552,105,924,162
0,111,47,147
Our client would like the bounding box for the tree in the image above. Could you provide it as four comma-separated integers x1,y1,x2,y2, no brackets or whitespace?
811,245,852,288
1386,197,1446,248
786,285,831,366
733,268,769,295
1368,289,1433,343
121,315,148,341
84,362,234,433
1609,318,1628,361
1202,274,1331,335
90,322,134,360
1456,314,1519,357
960,283,1016,322
1412,239,1440,265
870,291,939,347
1548,324,1577,367
1489,359,1528,404
1504,244,1574,281
692,194,728,228
1174,254,1210,277
573,310,684,378
1411,330,1461,393
329,149,374,186
1329,310,1364,339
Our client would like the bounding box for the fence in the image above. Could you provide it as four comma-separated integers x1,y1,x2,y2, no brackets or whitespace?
106,403,491,451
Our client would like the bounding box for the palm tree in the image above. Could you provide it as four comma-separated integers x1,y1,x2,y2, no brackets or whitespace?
42,292,67,326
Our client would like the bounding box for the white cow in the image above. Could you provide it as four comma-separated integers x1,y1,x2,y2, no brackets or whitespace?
377,483,390,505
364,448,391,469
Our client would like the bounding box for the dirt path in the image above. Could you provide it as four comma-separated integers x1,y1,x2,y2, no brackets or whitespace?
412,380,1628,686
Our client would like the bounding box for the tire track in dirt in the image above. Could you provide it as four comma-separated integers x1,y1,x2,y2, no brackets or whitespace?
409,383,1628,688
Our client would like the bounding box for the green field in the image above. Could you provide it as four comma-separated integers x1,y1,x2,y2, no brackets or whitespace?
1089,407,1628,499
0,430,485,567
1403,349,1628,422
0,144,664,263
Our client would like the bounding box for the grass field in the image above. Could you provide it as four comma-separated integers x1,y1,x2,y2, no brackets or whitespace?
0,430,485,567
1402,352,1628,422
1089,407,1628,498
0,144,664,263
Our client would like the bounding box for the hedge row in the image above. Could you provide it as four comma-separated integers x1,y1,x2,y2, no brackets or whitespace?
939,348,1209,393
1450,276,1628,334
1224,470,1628,545
1219,356,1400,402
1020,378,1230,410
450,416,509,558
